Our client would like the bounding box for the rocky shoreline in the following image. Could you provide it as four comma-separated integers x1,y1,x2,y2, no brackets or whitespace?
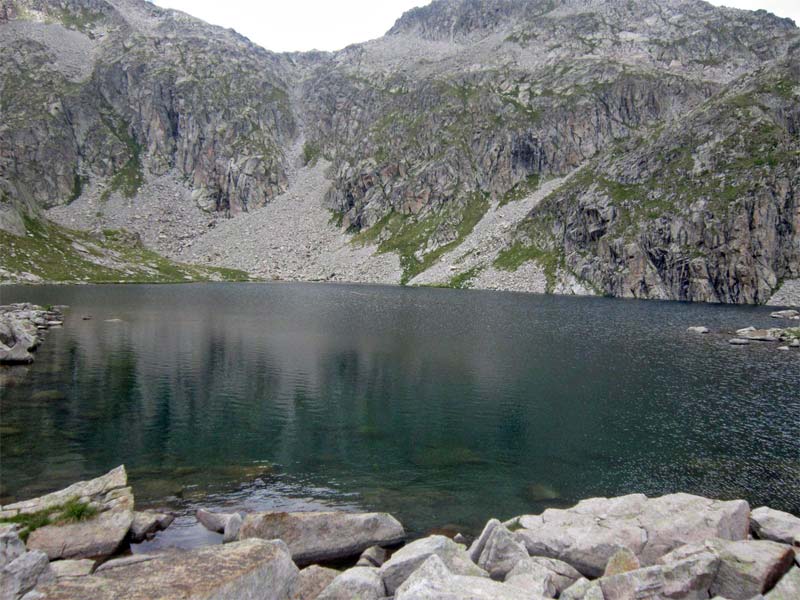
1,466,799,599
0,304,65,366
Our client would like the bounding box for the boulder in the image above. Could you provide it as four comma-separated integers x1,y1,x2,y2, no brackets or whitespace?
32,539,298,600
196,508,235,534
380,535,487,594
504,559,557,598
661,538,795,599
394,555,531,600
316,567,385,600
687,326,709,334
474,523,528,579
0,466,129,518
1,527,25,568
604,547,641,576
0,342,34,365
129,511,174,543
766,566,800,600
238,511,404,565
27,510,134,560
289,565,339,600
508,556,582,595
356,545,388,568
735,328,780,342
513,493,749,576
223,513,243,543
750,507,800,545
0,550,55,600
770,310,799,319
728,338,751,345
561,552,718,600
50,560,95,579
468,518,500,563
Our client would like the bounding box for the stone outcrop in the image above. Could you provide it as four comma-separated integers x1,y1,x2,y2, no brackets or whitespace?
238,510,405,565
0,304,64,365
510,493,749,577
31,539,298,600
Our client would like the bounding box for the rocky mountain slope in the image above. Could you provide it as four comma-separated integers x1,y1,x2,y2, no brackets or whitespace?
0,0,798,304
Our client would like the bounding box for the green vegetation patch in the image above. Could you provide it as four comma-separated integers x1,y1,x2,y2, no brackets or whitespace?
0,497,98,541
302,141,321,166
499,174,541,207
494,242,563,292
0,217,250,284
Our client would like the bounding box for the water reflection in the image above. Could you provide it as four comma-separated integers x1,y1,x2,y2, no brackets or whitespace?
1,283,798,549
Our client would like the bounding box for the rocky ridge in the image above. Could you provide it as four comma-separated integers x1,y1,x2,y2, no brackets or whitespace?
1,0,799,305
3,466,800,599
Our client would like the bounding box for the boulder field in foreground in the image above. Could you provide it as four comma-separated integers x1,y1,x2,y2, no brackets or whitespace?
3,465,800,600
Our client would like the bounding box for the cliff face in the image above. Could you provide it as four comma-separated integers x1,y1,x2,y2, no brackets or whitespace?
1,0,798,303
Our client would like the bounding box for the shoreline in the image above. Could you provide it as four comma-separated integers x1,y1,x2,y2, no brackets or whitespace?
1,465,799,599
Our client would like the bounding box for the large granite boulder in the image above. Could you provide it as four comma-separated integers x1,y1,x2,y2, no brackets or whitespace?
751,507,800,545
129,511,174,543
560,552,718,600
661,538,795,599
238,511,404,565
512,493,749,576
473,523,528,579
31,539,298,600
1,526,25,568
394,555,532,600
0,549,55,600
506,556,582,596
316,567,385,600
288,565,339,600
27,510,134,561
379,535,487,595
0,466,130,519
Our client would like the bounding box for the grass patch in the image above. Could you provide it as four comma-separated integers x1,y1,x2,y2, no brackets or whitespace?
0,217,250,284
494,243,562,292
302,141,321,166
447,266,480,289
0,497,97,541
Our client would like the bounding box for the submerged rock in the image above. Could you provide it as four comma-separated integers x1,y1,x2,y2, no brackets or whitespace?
238,510,404,565
32,539,298,600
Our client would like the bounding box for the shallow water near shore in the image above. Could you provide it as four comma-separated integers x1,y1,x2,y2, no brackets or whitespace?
1,283,798,550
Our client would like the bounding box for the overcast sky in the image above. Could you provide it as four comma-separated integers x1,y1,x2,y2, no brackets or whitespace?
151,1,799,53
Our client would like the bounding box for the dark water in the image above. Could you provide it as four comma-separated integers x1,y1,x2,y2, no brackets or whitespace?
1,283,798,550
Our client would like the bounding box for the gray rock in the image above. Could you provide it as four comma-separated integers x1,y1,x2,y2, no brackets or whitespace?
239,511,404,565
196,508,235,534
380,535,487,595
0,527,25,569
289,565,339,600
394,554,531,600
729,338,751,345
513,493,749,577
770,310,799,319
0,466,128,518
32,539,298,600
751,507,800,545
474,523,528,579
766,566,800,600
356,545,387,568
604,547,641,576
223,513,243,544
0,342,34,365
504,558,557,597
26,509,134,560
49,560,95,579
316,567,385,600
509,556,582,595
0,550,55,600
687,326,709,334
661,538,795,599
468,518,500,563
129,511,174,543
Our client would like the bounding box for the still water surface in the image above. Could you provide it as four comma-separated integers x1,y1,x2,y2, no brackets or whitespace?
1,283,798,549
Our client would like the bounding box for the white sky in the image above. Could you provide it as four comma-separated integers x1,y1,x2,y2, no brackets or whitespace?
151,1,799,53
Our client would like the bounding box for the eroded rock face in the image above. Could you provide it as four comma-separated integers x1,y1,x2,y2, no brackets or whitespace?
512,493,749,577
32,539,298,600
238,511,404,565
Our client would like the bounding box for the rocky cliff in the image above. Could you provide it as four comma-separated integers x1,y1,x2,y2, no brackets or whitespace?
0,0,798,303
